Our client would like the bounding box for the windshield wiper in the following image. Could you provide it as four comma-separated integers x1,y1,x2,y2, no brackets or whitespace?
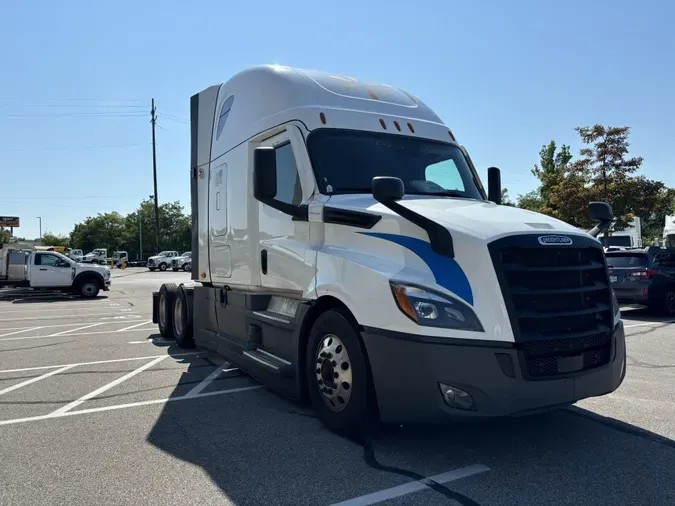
409,191,466,198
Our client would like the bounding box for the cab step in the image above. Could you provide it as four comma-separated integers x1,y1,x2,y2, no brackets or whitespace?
242,349,294,377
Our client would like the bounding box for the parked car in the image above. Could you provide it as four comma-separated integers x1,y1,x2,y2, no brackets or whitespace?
607,247,675,315
171,251,192,272
147,251,179,271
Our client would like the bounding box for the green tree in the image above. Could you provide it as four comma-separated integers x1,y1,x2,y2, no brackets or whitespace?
500,188,516,206
517,140,572,215
70,212,127,253
0,229,10,245
41,230,70,248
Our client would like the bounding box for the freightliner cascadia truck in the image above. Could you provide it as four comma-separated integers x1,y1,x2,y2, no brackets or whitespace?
152,65,625,433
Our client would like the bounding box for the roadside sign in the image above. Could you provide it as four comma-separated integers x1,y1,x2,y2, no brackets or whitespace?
0,217,19,227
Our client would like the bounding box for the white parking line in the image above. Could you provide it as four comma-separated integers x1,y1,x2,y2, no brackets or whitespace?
0,304,122,314
624,320,675,329
117,320,153,332
51,356,169,415
0,326,42,338
48,322,106,337
0,365,76,396
0,327,156,343
184,364,237,398
0,385,263,426
330,464,490,506
0,352,202,374
127,337,174,345
0,312,141,323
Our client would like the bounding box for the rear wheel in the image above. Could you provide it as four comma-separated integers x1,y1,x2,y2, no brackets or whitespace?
664,289,675,317
158,283,177,338
172,287,195,348
305,309,376,435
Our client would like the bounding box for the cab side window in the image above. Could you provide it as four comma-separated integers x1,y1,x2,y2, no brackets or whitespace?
36,254,66,267
274,142,303,206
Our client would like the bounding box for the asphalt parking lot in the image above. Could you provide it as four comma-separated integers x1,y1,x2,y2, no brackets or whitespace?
1,268,674,505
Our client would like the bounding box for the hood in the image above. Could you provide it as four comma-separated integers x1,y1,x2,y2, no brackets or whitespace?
326,194,589,241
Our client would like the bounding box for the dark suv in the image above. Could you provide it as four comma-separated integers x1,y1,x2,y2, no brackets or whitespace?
606,247,675,316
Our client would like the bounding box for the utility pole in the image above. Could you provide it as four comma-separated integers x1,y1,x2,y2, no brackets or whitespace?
36,216,42,245
138,209,143,261
151,99,160,254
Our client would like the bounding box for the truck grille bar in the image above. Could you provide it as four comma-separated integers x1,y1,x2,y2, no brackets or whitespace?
488,234,613,380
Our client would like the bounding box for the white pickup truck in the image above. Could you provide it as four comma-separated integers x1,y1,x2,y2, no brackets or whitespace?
82,248,108,265
147,251,179,272
0,247,111,297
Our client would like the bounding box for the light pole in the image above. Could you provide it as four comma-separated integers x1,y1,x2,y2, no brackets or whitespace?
138,210,143,260
36,216,42,245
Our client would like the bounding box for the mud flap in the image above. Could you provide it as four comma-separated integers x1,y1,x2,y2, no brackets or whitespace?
152,291,160,324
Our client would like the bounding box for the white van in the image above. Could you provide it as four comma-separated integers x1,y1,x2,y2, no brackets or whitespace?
151,65,624,433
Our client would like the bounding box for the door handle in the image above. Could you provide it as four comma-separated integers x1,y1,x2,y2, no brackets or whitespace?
39,268,48,271
261,249,268,275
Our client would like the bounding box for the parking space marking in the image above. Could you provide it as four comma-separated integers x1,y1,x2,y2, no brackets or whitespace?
48,322,106,337
51,356,169,415
0,365,76,396
330,464,490,506
625,320,675,329
185,364,237,398
117,320,153,332
0,303,123,314
0,326,156,342
0,312,142,323
0,384,263,427
0,352,202,374
0,326,42,338
127,337,174,345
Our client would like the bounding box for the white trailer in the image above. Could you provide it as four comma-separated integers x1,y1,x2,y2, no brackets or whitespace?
152,65,624,433
664,215,675,248
1,246,111,297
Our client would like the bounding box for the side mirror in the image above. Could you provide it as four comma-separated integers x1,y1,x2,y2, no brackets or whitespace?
588,202,613,223
487,167,501,205
587,201,614,238
372,176,404,203
253,146,277,202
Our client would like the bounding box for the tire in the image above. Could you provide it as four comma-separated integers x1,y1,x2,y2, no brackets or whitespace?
77,278,100,298
664,289,675,317
183,263,190,272
159,263,168,272
305,309,377,435
158,283,178,338
172,287,195,348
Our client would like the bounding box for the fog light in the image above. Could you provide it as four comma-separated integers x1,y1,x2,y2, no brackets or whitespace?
439,383,476,411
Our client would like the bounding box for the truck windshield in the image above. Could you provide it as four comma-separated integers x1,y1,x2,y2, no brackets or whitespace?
307,129,485,199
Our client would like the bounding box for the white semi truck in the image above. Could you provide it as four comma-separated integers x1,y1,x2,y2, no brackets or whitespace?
152,65,625,433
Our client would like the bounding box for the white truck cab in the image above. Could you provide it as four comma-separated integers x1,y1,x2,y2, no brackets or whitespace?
82,248,107,265
69,249,84,262
1,247,110,297
147,251,179,271
152,65,625,433
171,252,192,271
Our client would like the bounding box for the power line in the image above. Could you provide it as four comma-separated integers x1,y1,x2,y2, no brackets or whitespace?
0,143,148,152
4,196,147,200
6,112,146,118
0,96,143,103
0,104,146,108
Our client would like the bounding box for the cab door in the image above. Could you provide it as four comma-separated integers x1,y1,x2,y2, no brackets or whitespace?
33,253,73,287
257,126,315,294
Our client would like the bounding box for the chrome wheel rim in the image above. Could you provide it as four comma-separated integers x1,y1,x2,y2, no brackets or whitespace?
159,293,166,328
315,334,352,412
174,297,183,336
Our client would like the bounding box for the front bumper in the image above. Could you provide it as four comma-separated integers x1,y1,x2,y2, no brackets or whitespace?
103,280,111,291
361,321,626,423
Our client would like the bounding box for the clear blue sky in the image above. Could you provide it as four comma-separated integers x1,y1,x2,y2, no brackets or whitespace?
1,0,673,239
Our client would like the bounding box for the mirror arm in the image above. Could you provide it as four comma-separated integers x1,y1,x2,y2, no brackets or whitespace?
374,197,454,258
588,219,612,238
259,197,309,220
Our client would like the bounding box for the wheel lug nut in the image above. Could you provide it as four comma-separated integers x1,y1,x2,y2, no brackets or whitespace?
333,372,339,378
320,352,327,358
331,361,337,367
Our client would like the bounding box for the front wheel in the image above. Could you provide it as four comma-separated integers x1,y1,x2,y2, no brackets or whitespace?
159,263,168,272
183,263,190,272
77,279,100,298
305,309,376,435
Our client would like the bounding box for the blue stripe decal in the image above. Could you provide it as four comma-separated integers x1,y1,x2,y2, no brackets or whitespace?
359,232,474,306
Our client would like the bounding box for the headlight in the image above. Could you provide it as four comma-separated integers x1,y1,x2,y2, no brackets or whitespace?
390,282,484,331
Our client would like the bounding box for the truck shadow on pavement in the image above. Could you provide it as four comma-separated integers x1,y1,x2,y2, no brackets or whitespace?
146,349,675,506
0,293,108,304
